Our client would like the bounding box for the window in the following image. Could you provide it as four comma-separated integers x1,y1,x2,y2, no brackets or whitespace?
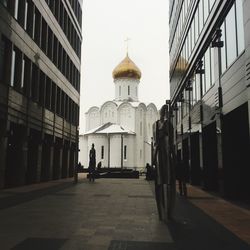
51,82,56,112
140,122,142,136
183,90,187,116
10,50,16,87
210,48,215,85
53,37,58,66
203,0,209,23
195,74,201,101
45,77,51,110
65,95,69,120
26,0,34,37
58,43,62,71
195,11,199,43
23,55,31,96
54,0,59,20
225,6,237,66
34,8,41,46
221,23,227,73
0,36,7,83
220,2,244,75
14,0,19,19
61,91,65,118
59,1,64,28
128,85,130,95
191,21,195,50
49,0,55,14
39,71,45,106
204,49,211,91
47,27,53,59
236,0,244,54
140,149,142,159
21,58,25,89
56,87,61,115
41,18,48,53
62,49,66,74
101,146,104,159
192,78,196,105
124,145,127,160
119,86,121,96
31,63,39,101
63,9,68,33
199,0,204,33
0,0,7,7
24,0,28,30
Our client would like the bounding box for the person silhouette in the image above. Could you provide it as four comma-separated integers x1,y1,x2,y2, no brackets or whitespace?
88,143,96,182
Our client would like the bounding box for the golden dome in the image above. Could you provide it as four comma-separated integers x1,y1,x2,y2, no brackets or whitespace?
171,56,189,74
112,54,141,80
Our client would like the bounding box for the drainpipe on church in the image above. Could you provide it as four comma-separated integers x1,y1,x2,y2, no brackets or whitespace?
107,134,110,168
121,134,124,170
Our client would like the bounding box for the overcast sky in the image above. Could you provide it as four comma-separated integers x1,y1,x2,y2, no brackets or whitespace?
80,0,169,133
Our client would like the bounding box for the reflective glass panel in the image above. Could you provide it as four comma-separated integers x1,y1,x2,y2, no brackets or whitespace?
225,6,237,66
236,0,245,54
10,50,16,87
205,49,211,91
221,23,227,73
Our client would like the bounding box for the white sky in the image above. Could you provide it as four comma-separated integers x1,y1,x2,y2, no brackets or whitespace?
80,0,169,133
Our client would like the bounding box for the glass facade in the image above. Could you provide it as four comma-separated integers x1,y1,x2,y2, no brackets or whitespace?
170,0,245,121
0,31,80,126
1,0,81,93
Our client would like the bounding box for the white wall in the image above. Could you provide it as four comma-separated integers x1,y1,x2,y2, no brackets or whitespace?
118,103,136,131
85,107,100,131
79,135,88,167
110,135,122,167
123,135,136,168
101,102,118,124
114,78,139,101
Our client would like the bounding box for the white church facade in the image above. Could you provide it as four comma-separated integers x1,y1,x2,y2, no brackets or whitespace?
79,54,158,171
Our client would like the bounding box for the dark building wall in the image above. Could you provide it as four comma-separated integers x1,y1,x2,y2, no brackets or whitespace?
169,0,250,199
0,0,82,188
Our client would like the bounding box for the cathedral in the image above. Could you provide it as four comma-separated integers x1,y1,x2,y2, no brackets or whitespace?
79,53,158,171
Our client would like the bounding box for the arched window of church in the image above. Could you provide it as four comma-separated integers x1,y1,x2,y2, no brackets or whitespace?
119,86,121,96
128,85,130,95
140,149,142,159
140,121,142,136
124,145,127,160
101,146,104,159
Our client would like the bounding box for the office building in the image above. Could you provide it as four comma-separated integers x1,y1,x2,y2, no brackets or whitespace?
0,0,82,188
169,0,250,199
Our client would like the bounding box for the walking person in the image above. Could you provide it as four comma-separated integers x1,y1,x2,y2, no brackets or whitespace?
88,143,96,182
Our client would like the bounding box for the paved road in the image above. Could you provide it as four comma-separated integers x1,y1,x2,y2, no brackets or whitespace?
0,176,249,250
